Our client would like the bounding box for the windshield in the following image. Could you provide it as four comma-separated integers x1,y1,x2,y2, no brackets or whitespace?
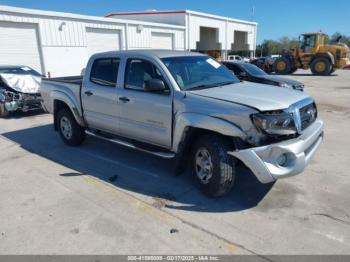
0,66,42,77
161,56,239,90
241,63,267,76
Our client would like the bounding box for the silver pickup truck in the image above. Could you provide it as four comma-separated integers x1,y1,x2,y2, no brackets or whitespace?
41,50,324,197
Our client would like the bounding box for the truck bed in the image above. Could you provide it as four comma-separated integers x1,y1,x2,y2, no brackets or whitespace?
40,76,83,115
42,76,83,86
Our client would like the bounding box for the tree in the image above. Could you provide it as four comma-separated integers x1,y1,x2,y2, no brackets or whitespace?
330,32,350,46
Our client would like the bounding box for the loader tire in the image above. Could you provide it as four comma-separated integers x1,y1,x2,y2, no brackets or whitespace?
311,57,332,76
274,57,292,75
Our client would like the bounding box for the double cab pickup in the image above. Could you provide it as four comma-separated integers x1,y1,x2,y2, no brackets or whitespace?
41,50,324,197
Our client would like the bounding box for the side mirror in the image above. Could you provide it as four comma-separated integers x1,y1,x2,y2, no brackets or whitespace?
144,79,166,92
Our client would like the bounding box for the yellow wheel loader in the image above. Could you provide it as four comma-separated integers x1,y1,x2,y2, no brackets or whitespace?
274,32,350,75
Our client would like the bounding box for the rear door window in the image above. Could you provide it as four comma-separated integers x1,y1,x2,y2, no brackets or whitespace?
90,58,120,87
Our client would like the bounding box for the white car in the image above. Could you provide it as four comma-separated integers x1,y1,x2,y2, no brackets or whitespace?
227,55,250,63
227,55,243,62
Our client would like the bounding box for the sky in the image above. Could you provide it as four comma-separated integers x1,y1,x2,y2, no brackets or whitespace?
0,0,349,43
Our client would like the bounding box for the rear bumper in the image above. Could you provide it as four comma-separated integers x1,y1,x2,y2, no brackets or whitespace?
229,119,324,183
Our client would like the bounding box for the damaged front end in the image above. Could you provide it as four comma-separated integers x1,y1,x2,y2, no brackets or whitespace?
0,88,42,113
0,72,42,115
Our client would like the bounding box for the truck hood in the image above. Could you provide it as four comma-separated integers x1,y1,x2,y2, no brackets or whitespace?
0,73,41,94
188,82,310,111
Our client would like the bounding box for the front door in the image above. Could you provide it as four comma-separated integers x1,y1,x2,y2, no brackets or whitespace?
82,57,120,133
117,58,173,148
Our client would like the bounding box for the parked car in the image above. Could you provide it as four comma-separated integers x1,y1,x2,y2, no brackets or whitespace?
222,61,304,91
344,64,350,70
250,57,269,72
227,55,243,62
41,50,323,197
0,65,43,117
242,57,251,63
228,55,250,63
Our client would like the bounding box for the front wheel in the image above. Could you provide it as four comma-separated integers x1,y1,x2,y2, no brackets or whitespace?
310,57,332,75
191,135,236,197
274,57,292,75
57,108,86,146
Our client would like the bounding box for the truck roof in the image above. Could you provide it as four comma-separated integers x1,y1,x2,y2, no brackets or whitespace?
94,49,207,59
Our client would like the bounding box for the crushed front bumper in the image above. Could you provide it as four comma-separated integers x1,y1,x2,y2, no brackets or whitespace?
229,119,324,183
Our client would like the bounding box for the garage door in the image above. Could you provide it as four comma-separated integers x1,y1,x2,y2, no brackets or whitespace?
0,22,43,73
86,28,121,56
151,32,174,50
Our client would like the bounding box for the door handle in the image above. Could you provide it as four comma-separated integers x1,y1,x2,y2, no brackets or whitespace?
119,96,130,102
85,91,93,96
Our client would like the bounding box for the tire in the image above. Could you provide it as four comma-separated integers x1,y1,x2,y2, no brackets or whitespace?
274,57,292,75
57,108,85,146
0,104,9,117
191,134,236,197
310,57,332,76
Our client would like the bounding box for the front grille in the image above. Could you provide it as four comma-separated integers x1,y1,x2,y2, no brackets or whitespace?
299,103,317,131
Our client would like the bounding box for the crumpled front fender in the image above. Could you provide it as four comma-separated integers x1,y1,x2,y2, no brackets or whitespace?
172,112,247,152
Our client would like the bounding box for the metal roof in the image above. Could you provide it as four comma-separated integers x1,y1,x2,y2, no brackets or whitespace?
0,5,185,29
106,9,258,26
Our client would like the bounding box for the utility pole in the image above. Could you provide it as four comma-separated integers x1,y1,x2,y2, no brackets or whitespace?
251,6,255,21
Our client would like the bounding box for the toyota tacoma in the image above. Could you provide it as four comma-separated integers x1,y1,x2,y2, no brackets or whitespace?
41,50,324,197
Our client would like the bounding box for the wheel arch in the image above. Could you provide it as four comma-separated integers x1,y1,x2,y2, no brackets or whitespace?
173,113,247,156
312,52,335,65
52,93,86,131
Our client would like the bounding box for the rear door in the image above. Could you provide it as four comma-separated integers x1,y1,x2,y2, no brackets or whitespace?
116,58,173,148
82,57,121,133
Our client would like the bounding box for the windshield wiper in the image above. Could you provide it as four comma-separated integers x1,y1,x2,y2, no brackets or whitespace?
187,81,236,91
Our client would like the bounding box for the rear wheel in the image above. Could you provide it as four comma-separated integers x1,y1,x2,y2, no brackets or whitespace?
57,108,85,146
274,57,292,75
0,104,9,117
191,135,236,197
310,57,332,76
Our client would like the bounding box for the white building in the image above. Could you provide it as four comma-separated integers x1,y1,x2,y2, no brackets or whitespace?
0,5,257,77
0,5,185,77
107,10,257,59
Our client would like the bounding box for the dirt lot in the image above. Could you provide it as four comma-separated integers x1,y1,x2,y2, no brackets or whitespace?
0,69,349,255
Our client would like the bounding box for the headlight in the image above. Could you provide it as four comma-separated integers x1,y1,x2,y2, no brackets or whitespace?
278,82,292,89
252,111,297,135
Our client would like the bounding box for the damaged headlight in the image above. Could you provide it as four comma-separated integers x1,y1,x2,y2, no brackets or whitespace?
252,111,297,135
